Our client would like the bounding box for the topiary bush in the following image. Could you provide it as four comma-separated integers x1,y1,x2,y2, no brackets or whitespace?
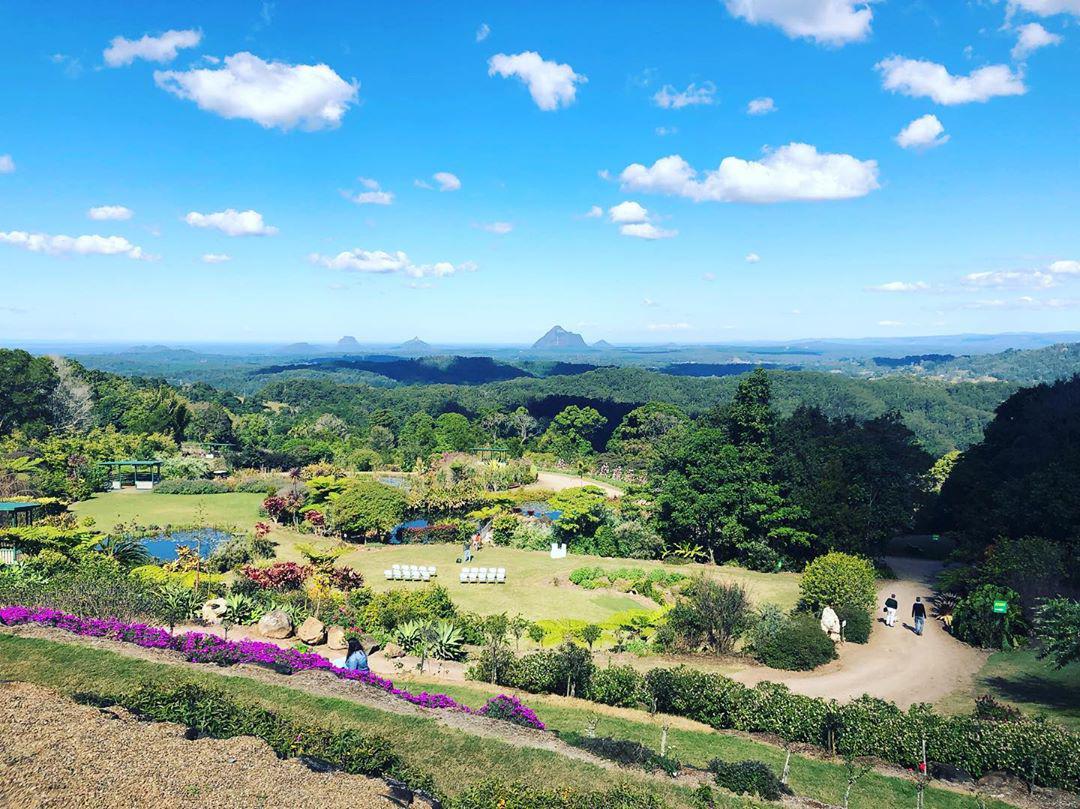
799,552,877,614
708,759,786,800
755,614,836,671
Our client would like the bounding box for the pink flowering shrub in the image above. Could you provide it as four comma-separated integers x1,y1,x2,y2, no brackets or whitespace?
478,694,546,730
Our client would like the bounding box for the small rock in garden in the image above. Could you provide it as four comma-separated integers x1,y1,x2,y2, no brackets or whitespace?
297,617,326,645
382,642,405,659
258,610,294,640
200,598,228,625
325,626,347,650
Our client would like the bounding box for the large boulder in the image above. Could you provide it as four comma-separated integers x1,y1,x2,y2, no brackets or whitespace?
297,617,326,645
382,642,405,659
326,626,347,651
200,598,228,625
258,610,294,639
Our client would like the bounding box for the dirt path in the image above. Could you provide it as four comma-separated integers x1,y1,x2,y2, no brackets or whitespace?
731,557,989,708
526,471,624,497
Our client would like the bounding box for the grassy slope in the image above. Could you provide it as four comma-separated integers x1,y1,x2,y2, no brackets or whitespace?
938,648,1080,731
0,634,1018,809
72,490,265,530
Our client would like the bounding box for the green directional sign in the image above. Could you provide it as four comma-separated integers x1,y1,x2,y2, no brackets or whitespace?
931,534,940,542
992,600,1008,614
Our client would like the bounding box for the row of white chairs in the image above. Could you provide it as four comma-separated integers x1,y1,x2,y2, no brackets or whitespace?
384,564,437,582
460,566,506,584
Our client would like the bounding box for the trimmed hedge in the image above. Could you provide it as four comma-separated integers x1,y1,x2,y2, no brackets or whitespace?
838,606,872,644
468,656,1080,790
154,479,230,495
454,779,663,809
560,731,679,776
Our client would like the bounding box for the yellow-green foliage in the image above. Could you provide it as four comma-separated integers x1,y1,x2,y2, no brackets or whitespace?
129,564,225,589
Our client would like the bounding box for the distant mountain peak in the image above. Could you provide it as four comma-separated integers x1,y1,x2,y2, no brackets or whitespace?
398,336,432,351
533,325,587,350
337,335,360,350
592,339,614,349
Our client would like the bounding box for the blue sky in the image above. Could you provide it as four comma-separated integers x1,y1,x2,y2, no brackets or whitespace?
0,0,1077,344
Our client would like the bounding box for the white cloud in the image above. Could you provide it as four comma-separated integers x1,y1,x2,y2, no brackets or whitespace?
965,295,1080,310
876,57,1026,105
745,252,761,263
155,52,358,131
488,51,586,111
619,143,879,204
310,248,474,278
1049,259,1080,275
598,169,612,181
652,82,716,109
1012,23,1063,59
703,272,717,281
584,205,603,218
655,126,679,136
647,322,691,331
476,23,491,42
621,223,677,240
104,29,202,67
0,230,148,259
867,281,930,292
0,155,15,174
184,208,278,236
1007,0,1080,18
643,297,660,307
343,178,394,205
608,201,650,224
202,253,231,264
747,96,777,115
962,269,1055,288
878,320,904,326
722,0,872,45
433,171,461,191
895,114,949,150
480,221,513,234
88,205,134,221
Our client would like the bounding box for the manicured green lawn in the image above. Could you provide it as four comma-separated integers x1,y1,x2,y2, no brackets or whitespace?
0,634,1019,809
289,540,802,623
72,490,265,531
939,648,1080,731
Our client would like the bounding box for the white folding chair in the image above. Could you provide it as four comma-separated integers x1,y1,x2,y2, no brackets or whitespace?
428,566,437,576
460,568,469,583
469,567,480,582
497,568,506,583
392,569,402,580
384,569,393,580
422,571,431,582
486,569,497,583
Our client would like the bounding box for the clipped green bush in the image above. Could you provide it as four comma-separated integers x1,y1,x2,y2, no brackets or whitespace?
154,478,229,495
454,779,663,809
708,759,785,800
756,614,836,671
588,664,645,708
799,551,877,613
560,731,679,776
837,605,872,644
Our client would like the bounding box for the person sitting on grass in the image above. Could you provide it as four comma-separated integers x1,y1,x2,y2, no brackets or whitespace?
344,637,369,672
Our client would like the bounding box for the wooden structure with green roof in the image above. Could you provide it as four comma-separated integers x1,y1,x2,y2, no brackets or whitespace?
0,502,40,529
99,459,163,490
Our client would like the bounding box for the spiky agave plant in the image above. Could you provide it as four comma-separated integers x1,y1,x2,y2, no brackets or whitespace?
427,620,464,661
394,619,424,653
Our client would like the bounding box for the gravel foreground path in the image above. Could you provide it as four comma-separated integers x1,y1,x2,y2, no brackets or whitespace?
0,681,392,809
730,557,989,708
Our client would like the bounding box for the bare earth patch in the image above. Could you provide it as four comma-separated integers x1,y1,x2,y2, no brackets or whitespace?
0,681,392,809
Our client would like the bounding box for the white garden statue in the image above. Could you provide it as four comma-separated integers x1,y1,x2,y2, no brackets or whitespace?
820,606,846,643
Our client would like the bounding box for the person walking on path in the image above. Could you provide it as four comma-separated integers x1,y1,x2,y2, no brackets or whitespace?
884,594,899,627
912,596,927,636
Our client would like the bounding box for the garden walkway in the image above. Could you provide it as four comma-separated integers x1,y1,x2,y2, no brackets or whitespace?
731,557,989,708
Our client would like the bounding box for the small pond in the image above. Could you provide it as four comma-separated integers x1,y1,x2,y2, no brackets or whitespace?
142,528,233,562
389,519,428,544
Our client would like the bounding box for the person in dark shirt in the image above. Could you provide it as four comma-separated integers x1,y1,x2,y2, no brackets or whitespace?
884,594,899,627
912,597,927,636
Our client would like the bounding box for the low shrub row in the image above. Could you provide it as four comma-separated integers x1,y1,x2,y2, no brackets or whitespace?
81,681,433,794
153,479,230,495
559,731,680,776
707,759,786,801
467,655,1080,790
453,780,663,809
